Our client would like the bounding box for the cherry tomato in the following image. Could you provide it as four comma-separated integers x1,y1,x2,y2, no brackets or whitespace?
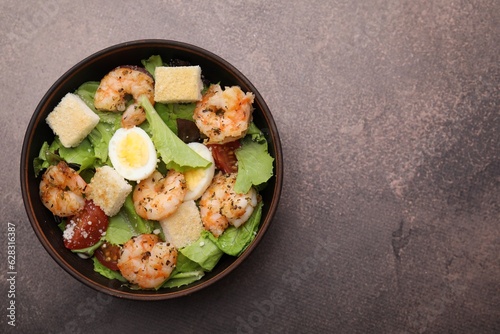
63,200,109,250
207,141,240,174
94,242,121,271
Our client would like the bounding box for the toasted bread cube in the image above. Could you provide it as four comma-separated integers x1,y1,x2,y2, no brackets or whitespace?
87,166,132,217
46,93,99,148
154,66,203,103
160,200,204,248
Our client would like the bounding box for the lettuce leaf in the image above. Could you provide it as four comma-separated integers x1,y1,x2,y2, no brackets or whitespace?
154,102,198,142
33,141,54,177
179,232,224,271
209,200,263,256
104,194,153,245
141,55,163,78
75,81,122,125
154,103,177,133
234,137,274,194
92,256,127,282
139,95,211,172
161,253,205,288
75,81,99,112
70,239,104,257
87,122,114,164
162,271,205,288
57,138,96,171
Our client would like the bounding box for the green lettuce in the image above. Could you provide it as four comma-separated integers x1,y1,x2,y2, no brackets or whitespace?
234,136,274,194
104,215,137,246
141,55,163,77
33,141,59,176
209,200,263,256
34,138,86,175
59,138,97,171
154,103,177,133
162,271,205,288
139,95,211,172
161,253,205,288
92,257,127,282
34,136,97,173
75,81,121,125
179,232,224,271
70,240,104,257
87,122,114,164
104,194,154,245
154,102,197,135
75,81,99,112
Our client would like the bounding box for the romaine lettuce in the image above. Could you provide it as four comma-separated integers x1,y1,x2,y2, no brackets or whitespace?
234,137,274,194
209,200,263,256
139,95,211,172
141,55,163,78
75,81,99,112
75,81,122,125
87,122,114,165
92,257,127,282
104,194,154,245
161,253,205,288
162,271,205,288
179,232,224,271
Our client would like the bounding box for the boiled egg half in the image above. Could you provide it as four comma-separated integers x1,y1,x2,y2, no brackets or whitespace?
183,142,215,201
108,126,157,181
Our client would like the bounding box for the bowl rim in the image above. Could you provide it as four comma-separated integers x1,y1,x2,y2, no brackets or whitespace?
20,39,283,300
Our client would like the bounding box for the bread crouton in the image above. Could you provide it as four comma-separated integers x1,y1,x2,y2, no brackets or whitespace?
160,200,204,248
154,66,203,103
46,93,99,148
87,166,132,217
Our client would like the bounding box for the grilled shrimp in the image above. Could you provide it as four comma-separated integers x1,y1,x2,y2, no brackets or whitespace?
121,103,146,128
133,170,187,221
117,234,177,289
94,66,154,127
39,161,87,217
199,172,258,237
193,84,254,144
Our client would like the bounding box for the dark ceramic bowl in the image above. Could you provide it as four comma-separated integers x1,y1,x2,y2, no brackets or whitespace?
20,40,282,300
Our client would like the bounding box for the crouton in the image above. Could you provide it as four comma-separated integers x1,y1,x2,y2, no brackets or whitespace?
154,66,203,103
46,93,99,148
86,166,132,217
160,200,204,248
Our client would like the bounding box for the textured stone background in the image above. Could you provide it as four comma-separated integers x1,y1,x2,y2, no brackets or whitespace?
1,0,499,333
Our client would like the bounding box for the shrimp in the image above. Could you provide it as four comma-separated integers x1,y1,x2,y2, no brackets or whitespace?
39,161,87,217
133,170,187,221
199,172,258,237
117,234,177,289
121,103,146,128
94,66,154,127
193,84,255,144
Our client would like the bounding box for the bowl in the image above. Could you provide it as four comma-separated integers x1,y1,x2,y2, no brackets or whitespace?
20,39,282,300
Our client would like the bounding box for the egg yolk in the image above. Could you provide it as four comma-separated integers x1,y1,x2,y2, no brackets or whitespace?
117,132,149,168
184,168,205,190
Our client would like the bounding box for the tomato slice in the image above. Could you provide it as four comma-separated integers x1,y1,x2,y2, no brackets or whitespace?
207,141,240,174
94,242,121,271
63,200,109,250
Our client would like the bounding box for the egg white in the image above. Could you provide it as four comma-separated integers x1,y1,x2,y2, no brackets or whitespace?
108,126,157,181
183,142,215,201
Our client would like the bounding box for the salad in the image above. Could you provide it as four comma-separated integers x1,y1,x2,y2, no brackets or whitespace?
34,55,274,290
